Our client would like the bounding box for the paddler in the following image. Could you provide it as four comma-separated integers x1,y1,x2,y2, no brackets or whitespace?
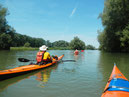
36,45,52,65
74,49,79,55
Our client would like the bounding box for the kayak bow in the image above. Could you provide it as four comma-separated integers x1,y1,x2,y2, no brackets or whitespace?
0,55,64,81
101,64,129,97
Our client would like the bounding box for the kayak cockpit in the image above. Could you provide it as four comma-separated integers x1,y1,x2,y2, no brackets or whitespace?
105,78,129,92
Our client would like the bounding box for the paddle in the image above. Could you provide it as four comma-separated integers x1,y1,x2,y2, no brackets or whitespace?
61,60,76,62
18,58,35,62
18,58,76,62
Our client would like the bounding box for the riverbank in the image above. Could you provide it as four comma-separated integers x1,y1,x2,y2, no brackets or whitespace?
10,47,38,50
10,47,71,50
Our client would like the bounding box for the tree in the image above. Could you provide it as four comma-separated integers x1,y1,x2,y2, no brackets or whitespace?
0,5,8,34
24,42,30,47
46,40,52,47
70,36,86,50
0,33,12,49
0,5,12,50
86,45,96,50
52,40,69,47
97,30,107,50
98,0,129,52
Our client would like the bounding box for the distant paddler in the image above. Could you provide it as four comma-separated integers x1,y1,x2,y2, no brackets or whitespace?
74,49,79,55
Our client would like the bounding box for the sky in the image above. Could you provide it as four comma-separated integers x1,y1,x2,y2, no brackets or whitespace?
0,0,104,48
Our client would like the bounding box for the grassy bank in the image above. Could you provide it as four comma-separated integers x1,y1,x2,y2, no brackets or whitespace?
10,47,38,50
10,47,71,50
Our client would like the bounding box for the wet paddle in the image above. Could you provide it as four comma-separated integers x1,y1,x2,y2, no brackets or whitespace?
61,60,76,62
18,58,35,62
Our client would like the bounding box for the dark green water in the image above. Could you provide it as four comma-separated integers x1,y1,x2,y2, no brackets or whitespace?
0,50,129,97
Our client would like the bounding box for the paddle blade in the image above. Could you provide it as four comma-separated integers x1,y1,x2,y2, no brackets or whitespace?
18,58,30,62
62,60,76,62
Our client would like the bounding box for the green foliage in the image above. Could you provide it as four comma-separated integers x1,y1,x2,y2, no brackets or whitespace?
46,40,52,47
70,36,86,50
52,40,69,47
24,42,30,47
0,33,12,49
0,5,8,34
97,30,107,50
49,47,71,50
98,0,129,52
86,45,96,50
119,24,129,52
10,47,38,50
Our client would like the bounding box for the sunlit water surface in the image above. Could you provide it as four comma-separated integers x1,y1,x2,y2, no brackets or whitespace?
0,50,129,97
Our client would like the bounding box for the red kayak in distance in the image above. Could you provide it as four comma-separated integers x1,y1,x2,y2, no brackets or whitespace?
81,50,84,52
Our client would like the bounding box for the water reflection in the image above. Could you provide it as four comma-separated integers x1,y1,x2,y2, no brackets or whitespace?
74,54,79,61
0,50,38,70
98,51,129,78
97,51,129,92
35,64,58,88
0,63,58,92
0,50,18,70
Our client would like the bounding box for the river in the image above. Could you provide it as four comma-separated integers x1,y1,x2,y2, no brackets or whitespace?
0,50,129,97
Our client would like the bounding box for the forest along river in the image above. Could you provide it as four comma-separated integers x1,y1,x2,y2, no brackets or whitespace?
0,50,129,97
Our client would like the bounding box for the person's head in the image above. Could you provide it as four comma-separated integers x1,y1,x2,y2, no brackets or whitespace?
39,45,48,51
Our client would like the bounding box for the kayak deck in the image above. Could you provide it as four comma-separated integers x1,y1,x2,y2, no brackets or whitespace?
0,55,64,81
101,64,129,97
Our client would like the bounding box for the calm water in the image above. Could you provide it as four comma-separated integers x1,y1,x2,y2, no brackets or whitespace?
0,50,129,97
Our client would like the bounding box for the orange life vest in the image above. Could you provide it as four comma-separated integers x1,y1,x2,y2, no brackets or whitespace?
36,51,44,63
